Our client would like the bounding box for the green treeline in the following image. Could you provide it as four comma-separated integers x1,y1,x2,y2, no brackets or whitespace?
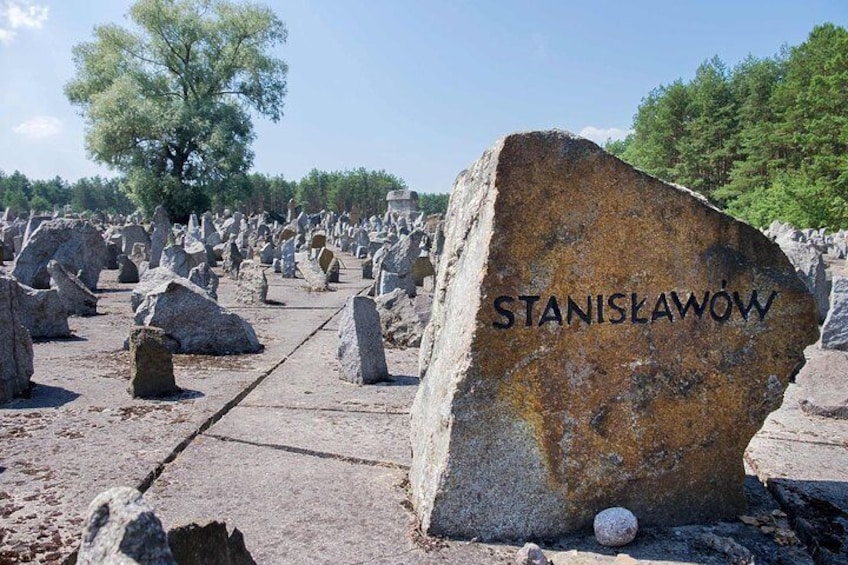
0,167,449,219
611,23,848,229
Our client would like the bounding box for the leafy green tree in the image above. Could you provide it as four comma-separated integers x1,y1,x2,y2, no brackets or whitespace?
418,192,449,215
65,0,288,222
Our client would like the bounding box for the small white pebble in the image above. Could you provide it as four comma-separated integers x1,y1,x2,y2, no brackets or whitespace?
515,542,549,565
594,507,638,547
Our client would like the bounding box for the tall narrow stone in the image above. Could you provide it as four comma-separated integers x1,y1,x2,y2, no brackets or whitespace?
337,296,388,384
0,276,34,403
149,205,170,269
411,131,818,541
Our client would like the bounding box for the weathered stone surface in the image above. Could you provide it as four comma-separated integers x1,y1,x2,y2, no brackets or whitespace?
223,241,243,279
236,260,268,304
258,242,275,265
411,131,819,540
16,283,71,338
47,259,98,316
0,276,34,403
161,244,191,278
129,326,177,398
776,233,828,322
337,296,388,384
77,486,176,565
317,247,334,273
167,521,257,565
821,277,848,350
122,224,150,255
327,258,340,283
515,543,549,565
188,262,219,302
150,205,171,269
12,219,107,290
593,507,638,547
412,255,435,287
374,288,423,347
281,237,296,278
298,258,330,292
118,254,141,284
134,280,261,355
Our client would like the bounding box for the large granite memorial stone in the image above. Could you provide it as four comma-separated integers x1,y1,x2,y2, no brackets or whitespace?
410,130,819,541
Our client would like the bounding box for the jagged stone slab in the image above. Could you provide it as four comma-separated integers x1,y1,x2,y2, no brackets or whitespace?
0,276,33,403
134,279,261,355
12,218,107,290
77,487,176,565
411,130,819,541
47,259,98,316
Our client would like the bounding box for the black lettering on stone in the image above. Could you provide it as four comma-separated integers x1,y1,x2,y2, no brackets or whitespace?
651,292,674,322
734,290,778,321
538,296,563,326
567,296,592,325
518,295,541,327
670,291,708,319
596,294,605,324
709,287,733,321
492,296,515,329
607,293,627,324
630,293,648,324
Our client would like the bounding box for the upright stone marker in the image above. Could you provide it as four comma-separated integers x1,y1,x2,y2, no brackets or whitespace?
411,131,818,541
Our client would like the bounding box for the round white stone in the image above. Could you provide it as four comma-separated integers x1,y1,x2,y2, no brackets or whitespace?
593,507,638,547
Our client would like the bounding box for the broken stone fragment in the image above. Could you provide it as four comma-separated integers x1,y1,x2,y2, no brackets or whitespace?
77,487,176,565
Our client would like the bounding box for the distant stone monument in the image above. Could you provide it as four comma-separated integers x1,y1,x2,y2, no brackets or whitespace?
385,189,418,215
410,130,819,541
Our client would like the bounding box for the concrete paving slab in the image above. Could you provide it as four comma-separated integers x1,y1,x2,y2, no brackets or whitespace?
144,436,515,564
745,347,848,564
238,327,419,414
208,406,412,467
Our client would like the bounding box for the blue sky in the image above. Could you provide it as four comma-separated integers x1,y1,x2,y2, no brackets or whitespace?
0,0,845,194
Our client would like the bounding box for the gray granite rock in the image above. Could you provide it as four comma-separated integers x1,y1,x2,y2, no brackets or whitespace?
118,254,140,284
12,219,107,290
374,288,423,347
222,241,243,280
150,205,170,269
821,277,848,350
47,259,98,316
188,262,219,302
161,244,191,278
777,233,829,322
134,280,261,355
0,276,34,403
337,296,388,384
281,237,296,278
236,261,268,305
15,283,71,339
129,326,177,398
77,486,176,565
515,543,549,565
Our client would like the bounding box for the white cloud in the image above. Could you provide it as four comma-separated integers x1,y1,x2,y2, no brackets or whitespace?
13,115,62,139
578,126,632,145
0,1,48,44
